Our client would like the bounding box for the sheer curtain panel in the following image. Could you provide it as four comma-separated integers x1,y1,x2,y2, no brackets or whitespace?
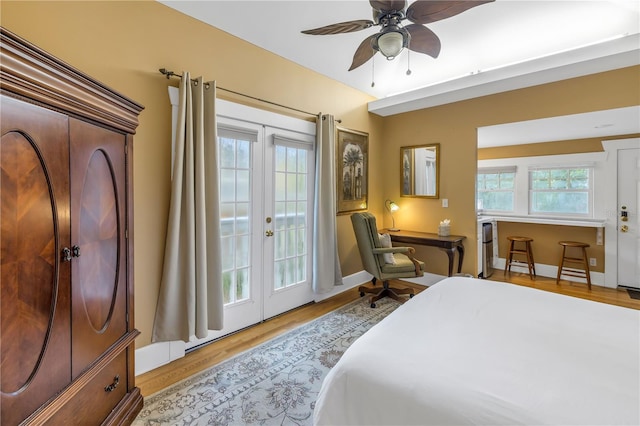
313,114,343,293
152,73,223,343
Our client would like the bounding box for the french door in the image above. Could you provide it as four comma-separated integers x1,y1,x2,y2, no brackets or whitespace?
187,100,316,347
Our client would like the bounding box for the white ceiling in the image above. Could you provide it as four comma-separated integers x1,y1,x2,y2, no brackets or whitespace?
160,1,639,97
477,106,640,148
160,0,640,144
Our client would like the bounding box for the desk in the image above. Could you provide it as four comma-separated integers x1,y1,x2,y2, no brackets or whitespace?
386,229,466,277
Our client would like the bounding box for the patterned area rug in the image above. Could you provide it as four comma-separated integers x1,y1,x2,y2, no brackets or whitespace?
134,297,401,426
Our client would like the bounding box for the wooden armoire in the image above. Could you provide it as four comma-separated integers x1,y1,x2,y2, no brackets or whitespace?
0,28,144,425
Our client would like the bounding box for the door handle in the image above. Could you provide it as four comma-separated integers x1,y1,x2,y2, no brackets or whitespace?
62,247,72,262
104,375,119,392
621,205,628,222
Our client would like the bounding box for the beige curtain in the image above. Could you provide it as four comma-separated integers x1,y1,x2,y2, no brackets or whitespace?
313,114,343,293
152,73,223,343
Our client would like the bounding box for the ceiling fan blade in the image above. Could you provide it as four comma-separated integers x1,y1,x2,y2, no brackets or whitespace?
301,20,375,35
406,0,494,24
349,34,377,71
406,24,441,58
369,0,407,13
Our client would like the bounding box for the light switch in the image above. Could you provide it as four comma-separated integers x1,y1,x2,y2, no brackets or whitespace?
442,199,448,208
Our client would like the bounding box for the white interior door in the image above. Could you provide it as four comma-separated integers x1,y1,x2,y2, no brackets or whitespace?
617,147,640,289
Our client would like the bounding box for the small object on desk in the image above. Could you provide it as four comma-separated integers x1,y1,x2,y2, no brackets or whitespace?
438,219,450,236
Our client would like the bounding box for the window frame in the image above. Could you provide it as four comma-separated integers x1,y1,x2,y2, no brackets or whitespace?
477,166,517,213
478,152,606,222
528,165,594,218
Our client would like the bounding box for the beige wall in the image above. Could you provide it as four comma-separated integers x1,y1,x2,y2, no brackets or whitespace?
381,67,640,276
478,135,640,160
1,0,381,348
2,1,639,349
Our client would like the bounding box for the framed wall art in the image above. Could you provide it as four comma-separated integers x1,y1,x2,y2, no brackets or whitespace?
336,127,368,214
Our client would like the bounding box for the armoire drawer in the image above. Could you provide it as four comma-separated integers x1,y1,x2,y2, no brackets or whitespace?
47,351,128,425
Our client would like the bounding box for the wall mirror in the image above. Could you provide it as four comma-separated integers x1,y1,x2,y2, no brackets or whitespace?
401,144,440,198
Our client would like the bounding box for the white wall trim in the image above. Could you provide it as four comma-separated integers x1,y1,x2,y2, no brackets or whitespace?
313,270,446,302
494,257,605,287
136,270,445,376
369,34,640,116
312,270,371,302
135,339,186,376
135,271,385,376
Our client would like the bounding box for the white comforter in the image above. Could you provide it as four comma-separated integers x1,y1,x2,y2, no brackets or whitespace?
314,277,640,425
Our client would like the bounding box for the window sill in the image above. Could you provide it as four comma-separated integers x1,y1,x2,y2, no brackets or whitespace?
478,214,605,228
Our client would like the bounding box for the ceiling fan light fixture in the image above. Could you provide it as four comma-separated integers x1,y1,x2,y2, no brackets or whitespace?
376,30,405,59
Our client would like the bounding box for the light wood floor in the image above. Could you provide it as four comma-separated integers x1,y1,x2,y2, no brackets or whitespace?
492,272,640,310
135,275,639,396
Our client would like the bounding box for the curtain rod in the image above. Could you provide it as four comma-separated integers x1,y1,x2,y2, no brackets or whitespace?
159,68,322,119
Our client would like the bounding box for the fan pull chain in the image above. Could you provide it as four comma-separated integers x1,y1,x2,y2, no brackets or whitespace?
371,56,375,87
406,50,412,76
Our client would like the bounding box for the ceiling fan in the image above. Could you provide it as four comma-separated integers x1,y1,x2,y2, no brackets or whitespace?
301,0,494,71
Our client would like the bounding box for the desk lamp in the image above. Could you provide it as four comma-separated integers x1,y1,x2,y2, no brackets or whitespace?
385,199,400,231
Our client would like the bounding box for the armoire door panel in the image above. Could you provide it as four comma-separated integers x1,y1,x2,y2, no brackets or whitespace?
69,118,127,377
0,96,72,426
78,149,119,333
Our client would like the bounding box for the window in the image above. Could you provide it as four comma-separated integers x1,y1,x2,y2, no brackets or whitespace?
477,167,516,211
478,152,604,223
218,126,257,305
272,135,313,291
529,166,592,216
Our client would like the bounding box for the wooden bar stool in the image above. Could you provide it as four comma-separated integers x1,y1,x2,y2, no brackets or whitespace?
556,241,591,289
504,236,536,279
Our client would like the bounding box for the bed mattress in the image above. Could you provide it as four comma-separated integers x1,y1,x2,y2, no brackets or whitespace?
314,277,640,425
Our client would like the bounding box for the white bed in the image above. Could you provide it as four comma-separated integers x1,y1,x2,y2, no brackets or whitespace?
314,277,640,425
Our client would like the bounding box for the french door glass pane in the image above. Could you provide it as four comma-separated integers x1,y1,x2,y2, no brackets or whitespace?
273,145,308,291
219,136,252,305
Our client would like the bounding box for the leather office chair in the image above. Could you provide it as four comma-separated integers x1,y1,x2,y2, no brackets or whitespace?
351,212,425,307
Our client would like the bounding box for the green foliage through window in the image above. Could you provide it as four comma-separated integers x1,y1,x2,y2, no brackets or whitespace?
477,171,515,211
529,168,591,215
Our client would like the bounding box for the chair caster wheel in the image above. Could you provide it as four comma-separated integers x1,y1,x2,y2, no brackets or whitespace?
370,303,376,308
360,291,365,297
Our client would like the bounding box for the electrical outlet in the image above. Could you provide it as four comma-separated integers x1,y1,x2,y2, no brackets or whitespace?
590,258,597,267
442,198,448,208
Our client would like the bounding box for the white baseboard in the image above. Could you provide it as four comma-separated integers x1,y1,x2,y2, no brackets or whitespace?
135,263,609,376
135,339,185,376
312,270,372,302
136,270,374,376
136,270,447,376
493,257,606,287
312,271,446,303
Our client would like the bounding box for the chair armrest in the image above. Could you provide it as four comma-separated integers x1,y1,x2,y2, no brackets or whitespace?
372,246,412,254
404,247,424,276
398,247,424,277
373,247,423,276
